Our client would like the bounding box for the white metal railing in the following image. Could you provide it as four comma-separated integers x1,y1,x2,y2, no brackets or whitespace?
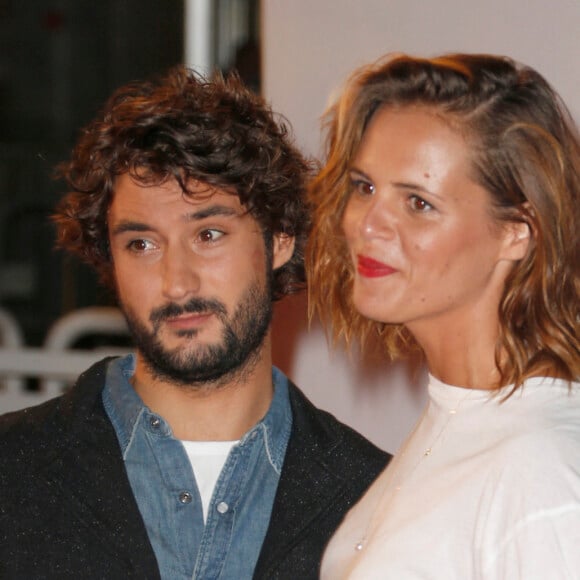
0,307,131,414
0,307,26,394
40,307,129,393
0,347,130,413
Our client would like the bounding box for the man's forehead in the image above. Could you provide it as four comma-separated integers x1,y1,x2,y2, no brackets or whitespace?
182,183,245,213
112,173,246,206
108,172,254,227
183,177,238,200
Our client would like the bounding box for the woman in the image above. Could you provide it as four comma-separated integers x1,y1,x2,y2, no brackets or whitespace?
307,53,580,579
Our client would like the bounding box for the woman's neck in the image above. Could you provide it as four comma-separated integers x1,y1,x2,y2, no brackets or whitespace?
409,315,502,390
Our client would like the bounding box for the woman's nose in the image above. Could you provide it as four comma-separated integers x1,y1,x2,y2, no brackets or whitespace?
344,196,396,242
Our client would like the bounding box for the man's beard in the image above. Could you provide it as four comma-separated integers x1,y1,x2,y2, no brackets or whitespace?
121,278,273,388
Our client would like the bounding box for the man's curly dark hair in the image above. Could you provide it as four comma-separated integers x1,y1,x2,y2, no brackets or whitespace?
53,66,312,300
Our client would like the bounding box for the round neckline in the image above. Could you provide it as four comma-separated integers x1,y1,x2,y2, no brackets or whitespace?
427,374,572,408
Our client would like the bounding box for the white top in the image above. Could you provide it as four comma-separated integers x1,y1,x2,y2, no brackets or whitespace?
321,376,580,579
181,439,238,523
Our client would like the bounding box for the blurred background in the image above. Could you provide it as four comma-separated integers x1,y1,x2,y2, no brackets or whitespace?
1,0,578,452
0,0,259,347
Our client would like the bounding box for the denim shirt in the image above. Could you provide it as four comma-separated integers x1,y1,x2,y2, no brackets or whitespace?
102,355,292,580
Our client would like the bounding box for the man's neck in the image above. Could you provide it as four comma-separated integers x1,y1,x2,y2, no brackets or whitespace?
131,347,275,441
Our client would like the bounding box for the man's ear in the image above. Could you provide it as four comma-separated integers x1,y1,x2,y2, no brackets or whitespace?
272,233,296,269
501,219,531,262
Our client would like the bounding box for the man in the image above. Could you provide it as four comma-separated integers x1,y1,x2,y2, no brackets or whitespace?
0,67,389,579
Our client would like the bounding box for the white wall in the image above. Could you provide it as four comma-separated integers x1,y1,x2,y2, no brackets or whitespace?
264,0,580,452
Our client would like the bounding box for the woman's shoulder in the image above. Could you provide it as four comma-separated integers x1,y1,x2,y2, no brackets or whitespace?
474,377,580,488
482,380,580,497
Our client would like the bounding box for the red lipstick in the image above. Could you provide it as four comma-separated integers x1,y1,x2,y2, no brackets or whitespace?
356,255,396,278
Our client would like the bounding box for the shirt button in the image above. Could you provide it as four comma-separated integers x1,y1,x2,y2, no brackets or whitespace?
216,501,229,514
179,491,193,504
150,417,161,429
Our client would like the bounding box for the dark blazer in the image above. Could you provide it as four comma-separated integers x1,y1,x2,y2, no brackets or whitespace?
0,358,389,579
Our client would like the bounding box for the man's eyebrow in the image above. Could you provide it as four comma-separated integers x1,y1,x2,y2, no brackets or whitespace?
110,205,241,236
187,205,239,220
110,221,152,236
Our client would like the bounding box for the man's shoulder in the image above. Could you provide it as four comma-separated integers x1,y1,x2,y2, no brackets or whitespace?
286,381,390,473
0,358,112,466
0,395,64,446
253,382,390,578
0,395,69,496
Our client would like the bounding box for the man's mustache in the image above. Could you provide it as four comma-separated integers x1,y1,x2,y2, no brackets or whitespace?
149,298,227,328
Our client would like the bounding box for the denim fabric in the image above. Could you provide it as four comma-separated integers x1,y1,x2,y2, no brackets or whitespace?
102,355,292,580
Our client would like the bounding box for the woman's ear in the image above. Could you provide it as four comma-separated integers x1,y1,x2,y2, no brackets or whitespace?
272,233,296,269
501,218,531,262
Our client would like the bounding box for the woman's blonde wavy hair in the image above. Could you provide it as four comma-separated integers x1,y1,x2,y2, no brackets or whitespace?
307,53,580,389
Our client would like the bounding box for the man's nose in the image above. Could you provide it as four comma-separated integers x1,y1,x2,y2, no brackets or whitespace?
161,246,201,301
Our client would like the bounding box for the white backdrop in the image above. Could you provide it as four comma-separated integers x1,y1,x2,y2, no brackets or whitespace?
264,0,580,453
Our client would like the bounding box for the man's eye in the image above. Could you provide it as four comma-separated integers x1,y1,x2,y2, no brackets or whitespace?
198,229,225,243
409,195,433,212
127,239,154,252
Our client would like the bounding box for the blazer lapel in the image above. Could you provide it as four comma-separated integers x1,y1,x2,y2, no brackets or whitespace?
254,383,350,576
39,359,160,578
41,421,160,576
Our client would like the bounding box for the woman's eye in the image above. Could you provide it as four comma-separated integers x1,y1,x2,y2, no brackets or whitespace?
351,179,375,196
409,195,433,212
198,229,225,243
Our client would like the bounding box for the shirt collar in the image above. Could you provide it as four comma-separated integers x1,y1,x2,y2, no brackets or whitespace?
102,354,292,470
239,366,292,474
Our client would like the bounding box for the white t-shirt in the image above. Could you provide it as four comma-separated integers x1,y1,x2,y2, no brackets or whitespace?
181,440,238,523
321,376,580,579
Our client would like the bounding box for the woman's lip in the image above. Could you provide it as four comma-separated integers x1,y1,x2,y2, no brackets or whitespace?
356,255,397,278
